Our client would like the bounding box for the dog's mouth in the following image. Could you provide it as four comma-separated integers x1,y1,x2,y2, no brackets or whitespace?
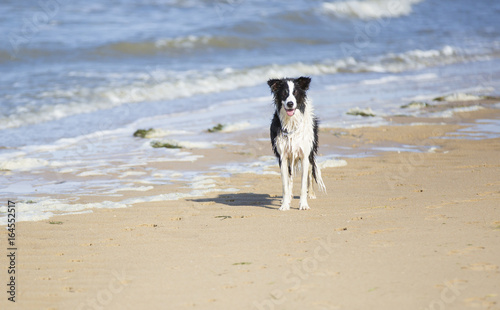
286,108,295,116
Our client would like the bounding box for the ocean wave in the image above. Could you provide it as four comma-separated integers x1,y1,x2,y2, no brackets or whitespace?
95,35,258,56
321,0,424,20
1,45,495,130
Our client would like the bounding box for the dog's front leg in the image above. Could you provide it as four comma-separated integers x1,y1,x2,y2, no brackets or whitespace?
299,158,310,210
279,158,291,211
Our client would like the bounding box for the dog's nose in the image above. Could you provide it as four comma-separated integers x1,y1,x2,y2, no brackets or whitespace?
286,102,294,108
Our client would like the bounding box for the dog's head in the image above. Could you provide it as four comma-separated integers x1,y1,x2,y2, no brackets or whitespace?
267,76,311,117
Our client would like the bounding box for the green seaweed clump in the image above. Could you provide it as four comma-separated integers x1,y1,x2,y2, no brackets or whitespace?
232,262,252,265
150,141,182,149
401,101,432,109
133,128,155,138
207,123,224,133
346,108,375,117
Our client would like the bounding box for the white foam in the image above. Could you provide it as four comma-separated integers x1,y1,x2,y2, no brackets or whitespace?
77,170,107,177
1,44,486,131
347,107,376,117
212,155,280,176
435,93,487,102
361,73,437,85
220,121,254,133
318,158,348,169
144,129,193,138
152,139,215,149
190,175,218,190
119,171,147,178
150,154,204,162
107,186,154,193
322,0,423,20
0,183,239,225
429,105,484,118
0,157,49,171
155,35,212,49
450,106,485,113
0,199,128,225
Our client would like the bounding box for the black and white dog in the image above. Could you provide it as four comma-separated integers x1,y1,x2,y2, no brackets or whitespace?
268,76,326,211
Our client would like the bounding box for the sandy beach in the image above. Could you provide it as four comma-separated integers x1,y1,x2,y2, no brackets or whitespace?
1,100,499,310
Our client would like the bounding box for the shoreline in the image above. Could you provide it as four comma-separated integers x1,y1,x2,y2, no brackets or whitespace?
1,98,500,223
1,100,499,309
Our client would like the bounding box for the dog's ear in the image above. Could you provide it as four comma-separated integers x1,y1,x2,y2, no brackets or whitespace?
296,76,311,91
267,79,281,93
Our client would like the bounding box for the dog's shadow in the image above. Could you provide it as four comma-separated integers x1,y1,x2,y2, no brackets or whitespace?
189,193,282,210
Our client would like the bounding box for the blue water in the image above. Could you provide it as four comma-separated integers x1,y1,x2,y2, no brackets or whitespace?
2,0,500,144
1,0,500,222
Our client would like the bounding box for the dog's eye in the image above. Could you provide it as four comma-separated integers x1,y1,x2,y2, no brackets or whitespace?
293,90,298,96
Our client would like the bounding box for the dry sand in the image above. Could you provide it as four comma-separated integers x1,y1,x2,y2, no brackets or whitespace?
1,103,499,310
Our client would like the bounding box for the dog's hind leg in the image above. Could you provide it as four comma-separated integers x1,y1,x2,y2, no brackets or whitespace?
279,158,291,211
299,158,310,210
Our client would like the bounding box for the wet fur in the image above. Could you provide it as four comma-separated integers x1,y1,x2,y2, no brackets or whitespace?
268,77,326,210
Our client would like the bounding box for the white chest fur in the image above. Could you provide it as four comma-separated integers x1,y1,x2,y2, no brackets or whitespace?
275,102,315,166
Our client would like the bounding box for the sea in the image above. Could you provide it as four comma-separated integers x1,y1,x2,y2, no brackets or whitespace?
1,0,500,223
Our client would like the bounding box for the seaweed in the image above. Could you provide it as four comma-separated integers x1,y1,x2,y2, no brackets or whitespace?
150,141,182,149
232,262,252,265
48,221,63,225
401,101,432,109
346,108,375,117
133,128,155,138
207,123,224,133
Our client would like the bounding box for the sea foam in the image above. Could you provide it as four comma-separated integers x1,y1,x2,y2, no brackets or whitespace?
322,0,423,20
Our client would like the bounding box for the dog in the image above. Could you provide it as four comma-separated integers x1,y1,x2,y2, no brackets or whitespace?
267,76,326,210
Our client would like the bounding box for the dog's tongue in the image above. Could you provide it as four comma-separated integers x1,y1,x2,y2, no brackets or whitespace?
286,109,295,116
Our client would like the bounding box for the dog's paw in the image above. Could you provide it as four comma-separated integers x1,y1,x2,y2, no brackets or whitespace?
308,192,316,199
279,203,290,211
299,202,310,210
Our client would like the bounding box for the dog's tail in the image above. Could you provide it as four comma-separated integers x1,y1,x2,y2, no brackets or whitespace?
312,161,327,193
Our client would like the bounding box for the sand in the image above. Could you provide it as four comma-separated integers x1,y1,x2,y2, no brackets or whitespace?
1,102,499,310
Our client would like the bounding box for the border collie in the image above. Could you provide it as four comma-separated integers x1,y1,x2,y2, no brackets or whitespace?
268,76,326,211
